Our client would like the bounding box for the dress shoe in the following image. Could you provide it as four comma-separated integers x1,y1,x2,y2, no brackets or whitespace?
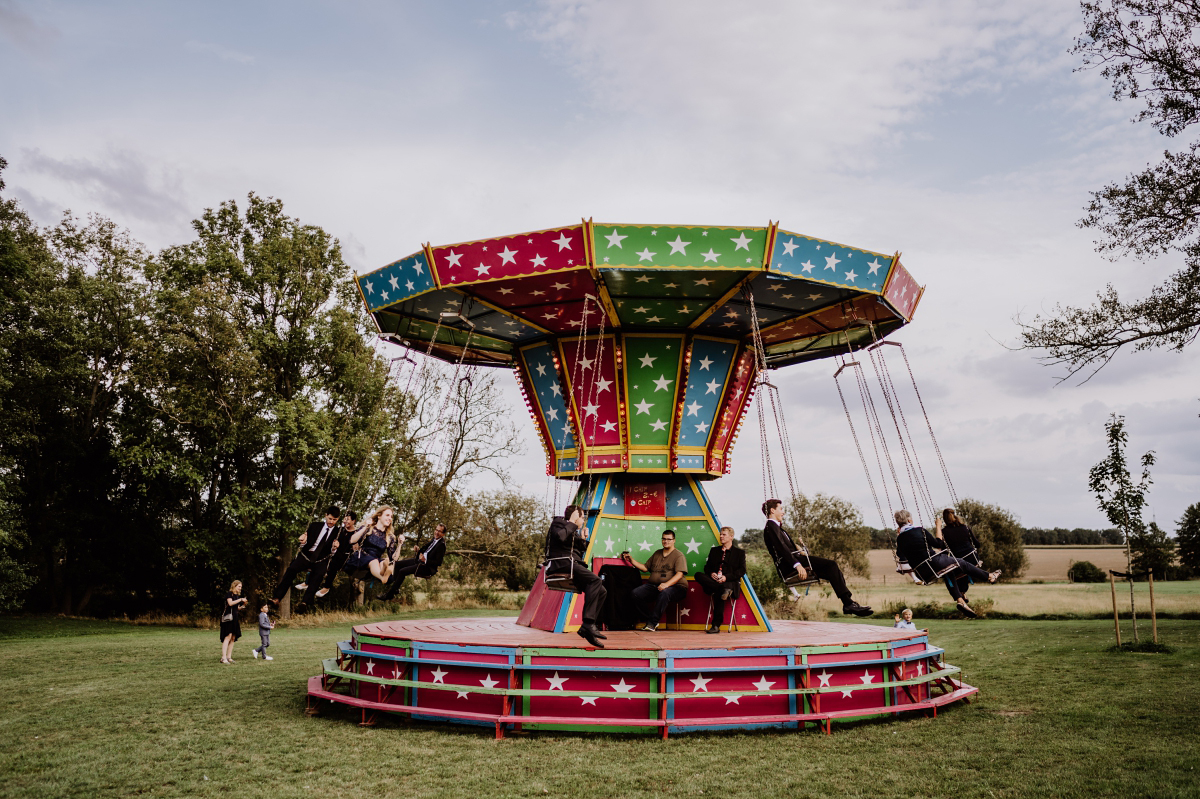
582,622,607,640
720,587,733,600
842,601,873,617
706,626,720,634
576,625,604,648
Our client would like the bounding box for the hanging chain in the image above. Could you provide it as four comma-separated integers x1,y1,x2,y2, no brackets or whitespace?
896,343,959,508
834,356,888,530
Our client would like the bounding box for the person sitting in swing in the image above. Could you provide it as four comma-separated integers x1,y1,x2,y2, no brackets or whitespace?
622,529,688,632
894,509,1000,618
936,507,982,603
343,505,397,584
271,506,342,609
545,504,607,648
378,523,448,601
695,526,745,634
762,499,872,617
314,509,358,600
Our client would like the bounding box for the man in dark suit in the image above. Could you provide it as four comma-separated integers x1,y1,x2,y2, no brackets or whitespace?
694,526,746,633
545,504,607,648
379,523,448,600
271,505,341,609
762,498,872,617
315,510,358,599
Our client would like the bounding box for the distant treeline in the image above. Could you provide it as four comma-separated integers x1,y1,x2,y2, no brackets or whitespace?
855,526,1123,548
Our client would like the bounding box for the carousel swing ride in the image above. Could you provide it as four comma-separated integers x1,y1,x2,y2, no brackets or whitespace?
305,220,978,736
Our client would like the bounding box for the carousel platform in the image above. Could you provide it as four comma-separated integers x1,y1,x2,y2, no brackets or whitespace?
305,616,977,738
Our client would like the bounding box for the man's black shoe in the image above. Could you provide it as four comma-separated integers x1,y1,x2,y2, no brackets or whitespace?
582,622,607,640
958,603,978,619
706,626,720,634
842,602,873,617
576,625,604,648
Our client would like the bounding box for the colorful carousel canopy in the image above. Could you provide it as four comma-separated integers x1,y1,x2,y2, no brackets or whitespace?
356,220,922,478
356,221,922,368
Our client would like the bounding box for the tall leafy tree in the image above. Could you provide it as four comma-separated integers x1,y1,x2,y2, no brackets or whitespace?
785,492,872,578
956,498,1029,578
1089,413,1155,638
1175,501,1200,574
1019,1,1200,379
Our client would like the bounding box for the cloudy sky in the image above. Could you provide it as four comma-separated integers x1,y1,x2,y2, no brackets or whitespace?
2,0,1197,535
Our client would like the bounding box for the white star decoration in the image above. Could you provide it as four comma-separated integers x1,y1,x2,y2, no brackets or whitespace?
676,497,688,507
605,230,627,248
636,247,656,262
817,670,832,687
498,246,517,265
638,353,657,368
580,696,598,706
634,399,653,414
547,672,568,690
684,538,701,553
686,401,702,416
431,666,447,684
800,260,815,273
553,232,572,250
480,674,499,690
690,674,711,692
388,275,399,290
824,253,841,270
695,421,710,434
697,356,713,370
650,418,667,431
595,377,613,392
445,251,463,268
730,232,752,251
611,678,634,694
667,235,690,254
781,238,799,256
705,379,721,395
753,676,775,692
867,259,883,275
652,375,673,391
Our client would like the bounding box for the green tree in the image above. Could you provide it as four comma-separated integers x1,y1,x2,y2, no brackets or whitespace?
955,498,1028,578
784,492,871,578
1019,1,1200,379
1177,501,1200,575
1130,521,1177,577
1089,413,1155,639
455,489,548,590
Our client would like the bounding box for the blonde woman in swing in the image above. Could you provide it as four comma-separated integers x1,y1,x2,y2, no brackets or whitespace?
344,505,401,583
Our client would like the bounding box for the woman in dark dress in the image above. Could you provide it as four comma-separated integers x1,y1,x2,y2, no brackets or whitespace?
343,506,397,583
220,580,248,664
937,508,983,601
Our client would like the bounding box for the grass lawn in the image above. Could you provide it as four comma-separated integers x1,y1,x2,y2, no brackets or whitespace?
1,611,1198,799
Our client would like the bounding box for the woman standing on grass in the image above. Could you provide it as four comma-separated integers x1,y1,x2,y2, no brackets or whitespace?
220,580,248,664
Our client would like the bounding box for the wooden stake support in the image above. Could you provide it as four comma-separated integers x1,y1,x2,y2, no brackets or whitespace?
1148,570,1158,644
1110,571,1121,647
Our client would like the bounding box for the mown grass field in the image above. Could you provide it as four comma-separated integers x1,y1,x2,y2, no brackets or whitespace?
1,611,1198,799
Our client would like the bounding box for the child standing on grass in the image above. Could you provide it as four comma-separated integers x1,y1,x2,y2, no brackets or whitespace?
252,602,275,661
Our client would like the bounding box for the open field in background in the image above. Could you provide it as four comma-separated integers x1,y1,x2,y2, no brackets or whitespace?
795,578,1200,620
1,613,1197,799
866,547,1131,584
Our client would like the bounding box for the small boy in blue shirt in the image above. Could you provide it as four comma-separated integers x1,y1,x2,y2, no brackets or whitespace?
893,608,916,630
252,602,275,661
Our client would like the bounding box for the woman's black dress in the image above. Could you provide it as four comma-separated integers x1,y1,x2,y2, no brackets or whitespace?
344,528,389,573
219,592,242,641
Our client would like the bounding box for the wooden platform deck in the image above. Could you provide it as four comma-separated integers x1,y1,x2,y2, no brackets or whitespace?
352,616,920,651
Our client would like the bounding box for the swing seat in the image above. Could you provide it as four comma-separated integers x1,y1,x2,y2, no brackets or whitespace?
776,550,821,589
912,554,960,586
542,559,581,594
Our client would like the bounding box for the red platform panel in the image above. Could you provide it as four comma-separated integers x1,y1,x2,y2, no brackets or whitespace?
414,649,508,718
527,655,656,723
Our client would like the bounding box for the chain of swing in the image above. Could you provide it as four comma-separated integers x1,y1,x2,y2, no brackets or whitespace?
306,299,482,531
